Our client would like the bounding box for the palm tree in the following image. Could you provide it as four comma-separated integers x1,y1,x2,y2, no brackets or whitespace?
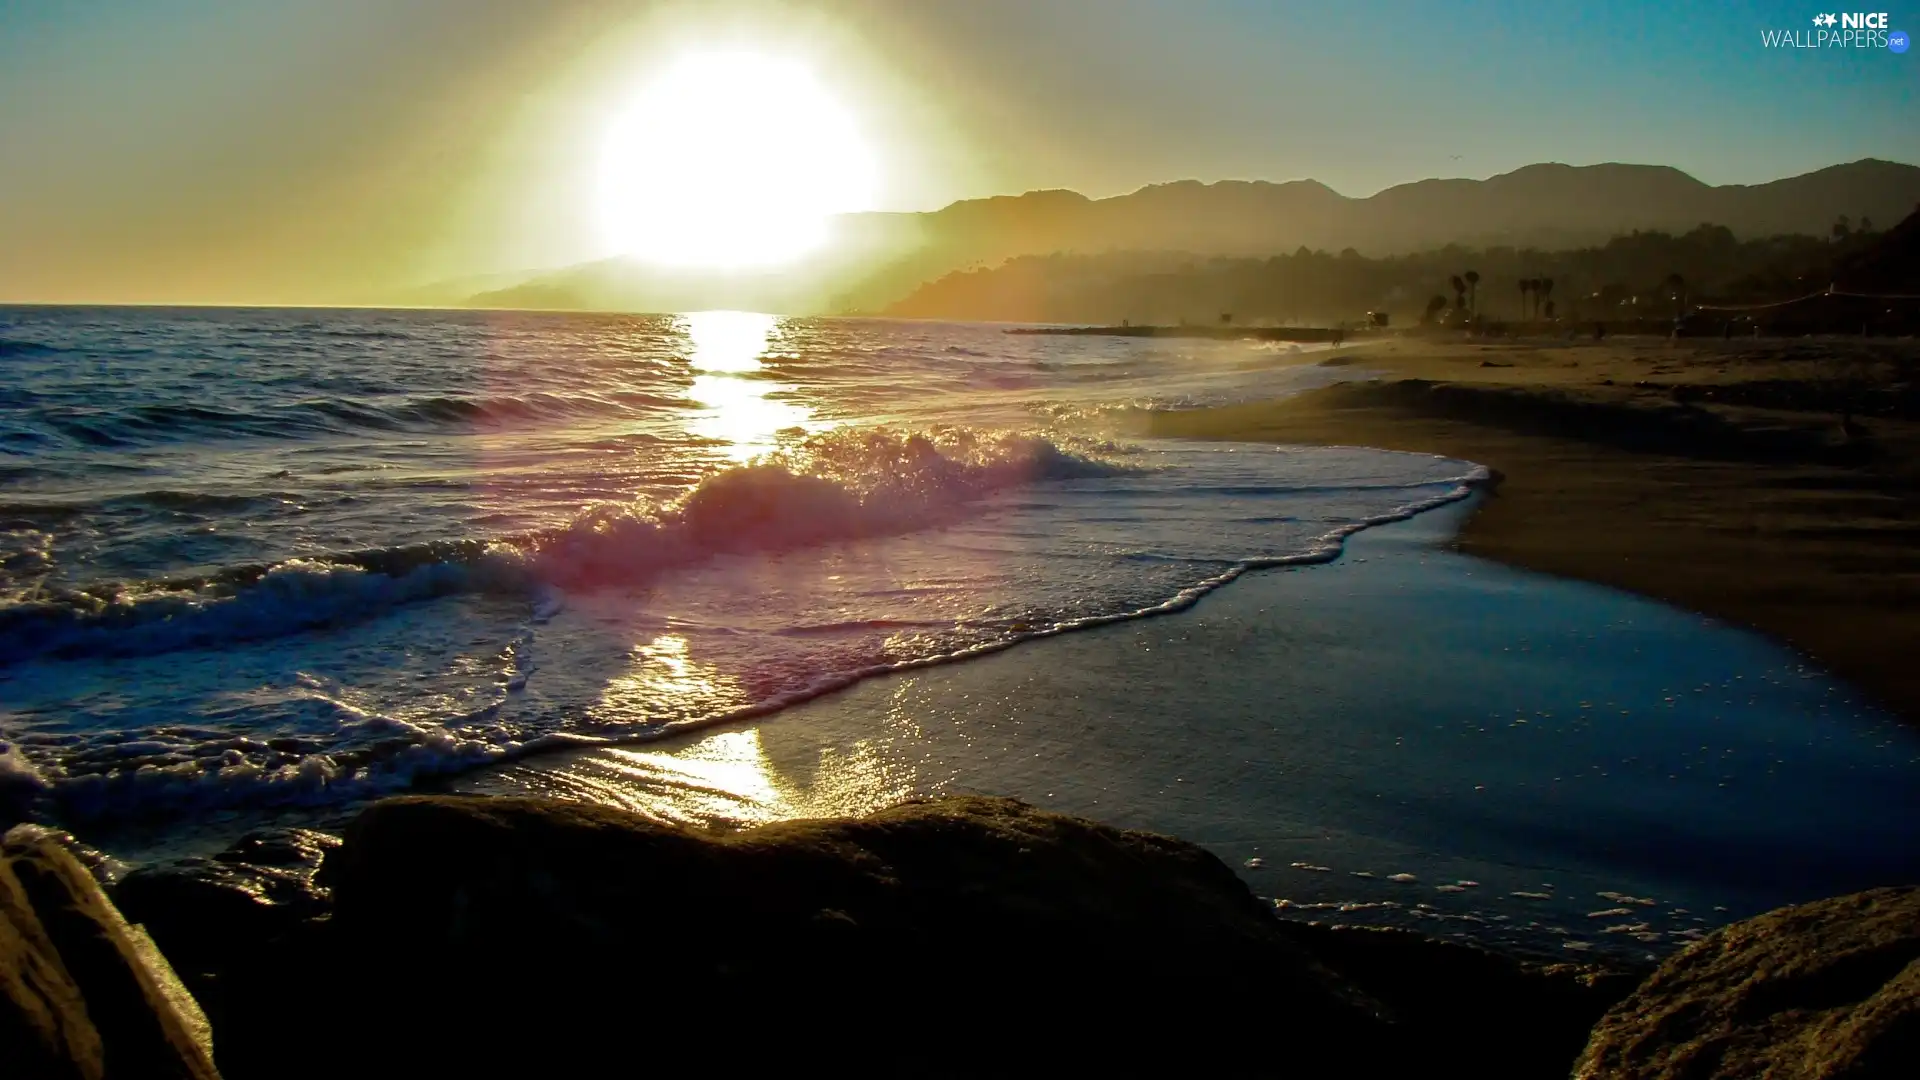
1464,270,1480,315
1422,294,1448,325
1539,277,1555,319
1450,275,1467,315
1519,279,1533,320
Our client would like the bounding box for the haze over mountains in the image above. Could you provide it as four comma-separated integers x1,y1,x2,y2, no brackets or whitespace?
455,159,1920,316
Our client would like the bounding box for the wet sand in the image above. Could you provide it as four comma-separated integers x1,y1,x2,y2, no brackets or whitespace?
1147,335,1920,721
466,504,1920,958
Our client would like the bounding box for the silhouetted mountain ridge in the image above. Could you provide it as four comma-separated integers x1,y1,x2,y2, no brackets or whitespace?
461,158,1920,314
885,206,1920,325
890,159,1920,261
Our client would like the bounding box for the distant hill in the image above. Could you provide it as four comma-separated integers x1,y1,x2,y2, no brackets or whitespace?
884,215,1914,327
1834,207,1920,293
457,159,1920,315
881,159,1920,263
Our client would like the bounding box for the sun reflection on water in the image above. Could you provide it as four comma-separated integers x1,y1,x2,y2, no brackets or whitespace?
681,310,816,459
539,723,926,829
540,630,939,827
590,633,748,727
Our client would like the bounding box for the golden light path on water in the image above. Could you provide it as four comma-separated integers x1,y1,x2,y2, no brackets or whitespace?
576,633,934,826
682,310,817,460
527,310,932,825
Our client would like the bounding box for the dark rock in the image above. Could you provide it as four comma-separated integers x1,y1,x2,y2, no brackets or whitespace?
1576,886,1920,1079
1284,922,1643,1079
313,794,1391,1074
4,825,124,887
212,828,339,871
108,797,1649,1079
110,828,337,1079
1,826,218,1079
114,828,335,977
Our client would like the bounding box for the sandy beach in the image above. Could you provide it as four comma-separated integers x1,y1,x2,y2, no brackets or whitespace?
1147,335,1920,722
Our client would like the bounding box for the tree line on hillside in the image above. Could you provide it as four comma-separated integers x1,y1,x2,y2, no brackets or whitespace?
882,215,1905,327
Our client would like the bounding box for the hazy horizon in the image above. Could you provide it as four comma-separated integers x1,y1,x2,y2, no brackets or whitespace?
3,0,1914,305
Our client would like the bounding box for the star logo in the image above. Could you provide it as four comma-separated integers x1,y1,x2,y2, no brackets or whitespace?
1820,13,1839,26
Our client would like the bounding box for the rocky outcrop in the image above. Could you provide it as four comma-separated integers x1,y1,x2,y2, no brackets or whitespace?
318,794,1393,1073
16,793,1920,1078
114,828,336,982
1576,886,1920,1079
96,795,1641,1078
1288,921,1643,1076
1,826,218,1080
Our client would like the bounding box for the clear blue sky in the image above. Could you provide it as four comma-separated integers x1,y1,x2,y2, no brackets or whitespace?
1,0,1913,301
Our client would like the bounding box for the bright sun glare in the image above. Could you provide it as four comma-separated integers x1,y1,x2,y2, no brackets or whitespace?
599,50,878,269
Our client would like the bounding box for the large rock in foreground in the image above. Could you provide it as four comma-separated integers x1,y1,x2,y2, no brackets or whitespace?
1,827,217,1080
1577,886,1920,1079
24,792,1915,1078
147,794,1633,1077
323,795,1388,1070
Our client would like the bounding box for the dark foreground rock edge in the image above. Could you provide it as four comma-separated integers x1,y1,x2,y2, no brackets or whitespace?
2,826,218,1079
1577,885,1920,1080
7,794,1916,1079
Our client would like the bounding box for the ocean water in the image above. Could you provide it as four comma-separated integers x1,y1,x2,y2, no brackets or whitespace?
474,503,1920,959
9,305,1918,960
0,306,1474,836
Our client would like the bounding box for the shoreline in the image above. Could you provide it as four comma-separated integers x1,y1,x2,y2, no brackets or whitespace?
1008,323,1357,342
464,497,1920,961
1146,334,1920,721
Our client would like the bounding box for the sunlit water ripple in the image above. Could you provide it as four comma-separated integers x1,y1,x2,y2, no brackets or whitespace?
2,306,1452,830
8,305,1918,963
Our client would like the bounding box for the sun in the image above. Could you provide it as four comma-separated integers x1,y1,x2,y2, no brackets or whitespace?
599,50,879,269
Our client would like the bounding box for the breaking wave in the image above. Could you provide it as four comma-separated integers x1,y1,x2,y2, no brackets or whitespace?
0,428,1129,665
0,309,1493,836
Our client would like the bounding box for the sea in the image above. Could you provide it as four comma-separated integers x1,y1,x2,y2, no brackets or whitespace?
4,305,1917,958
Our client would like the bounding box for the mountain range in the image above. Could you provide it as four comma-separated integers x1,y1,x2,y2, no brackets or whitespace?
457,158,1920,315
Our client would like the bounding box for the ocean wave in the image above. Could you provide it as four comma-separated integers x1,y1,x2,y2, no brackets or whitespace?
0,428,1129,664
21,389,690,448
0,557,493,663
0,338,65,359
568,457,1491,746
3,701,603,824
0,490,316,528
0,447,1489,831
315,326,417,342
120,489,299,513
22,454,1482,751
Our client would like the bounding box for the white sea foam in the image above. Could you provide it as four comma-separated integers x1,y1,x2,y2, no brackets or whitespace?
0,427,1132,664
2,310,1488,828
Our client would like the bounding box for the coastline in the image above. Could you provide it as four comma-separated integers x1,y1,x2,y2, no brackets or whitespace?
24,332,1920,1079
1147,334,1920,722
466,499,1920,960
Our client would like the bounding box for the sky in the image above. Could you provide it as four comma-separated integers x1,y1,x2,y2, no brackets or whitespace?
0,0,1913,303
